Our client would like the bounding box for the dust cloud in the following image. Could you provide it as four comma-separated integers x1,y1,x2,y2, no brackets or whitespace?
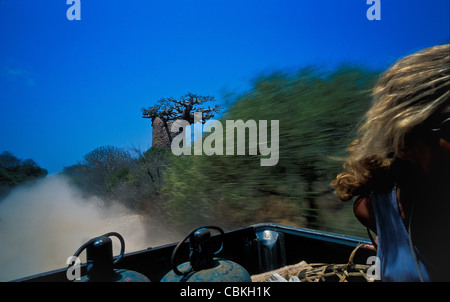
0,175,178,281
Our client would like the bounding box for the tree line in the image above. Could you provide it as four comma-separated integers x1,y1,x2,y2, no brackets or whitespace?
0,151,48,199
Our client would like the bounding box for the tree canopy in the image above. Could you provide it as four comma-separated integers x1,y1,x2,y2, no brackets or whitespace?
142,93,221,125
0,151,48,199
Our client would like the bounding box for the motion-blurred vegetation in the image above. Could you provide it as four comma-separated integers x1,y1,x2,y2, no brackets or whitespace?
162,65,379,236
2,65,380,238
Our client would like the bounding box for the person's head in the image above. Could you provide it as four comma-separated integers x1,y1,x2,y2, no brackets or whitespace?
333,44,450,201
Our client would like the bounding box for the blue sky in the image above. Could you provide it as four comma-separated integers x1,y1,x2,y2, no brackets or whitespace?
0,0,449,174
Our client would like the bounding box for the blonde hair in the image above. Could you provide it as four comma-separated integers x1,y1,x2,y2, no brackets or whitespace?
332,44,450,201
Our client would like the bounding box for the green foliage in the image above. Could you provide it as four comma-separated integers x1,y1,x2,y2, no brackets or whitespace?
106,167,130,193
0,151,48,198
162,65,379,234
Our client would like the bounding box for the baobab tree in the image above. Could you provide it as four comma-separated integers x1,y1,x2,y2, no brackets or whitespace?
142,93,220,148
